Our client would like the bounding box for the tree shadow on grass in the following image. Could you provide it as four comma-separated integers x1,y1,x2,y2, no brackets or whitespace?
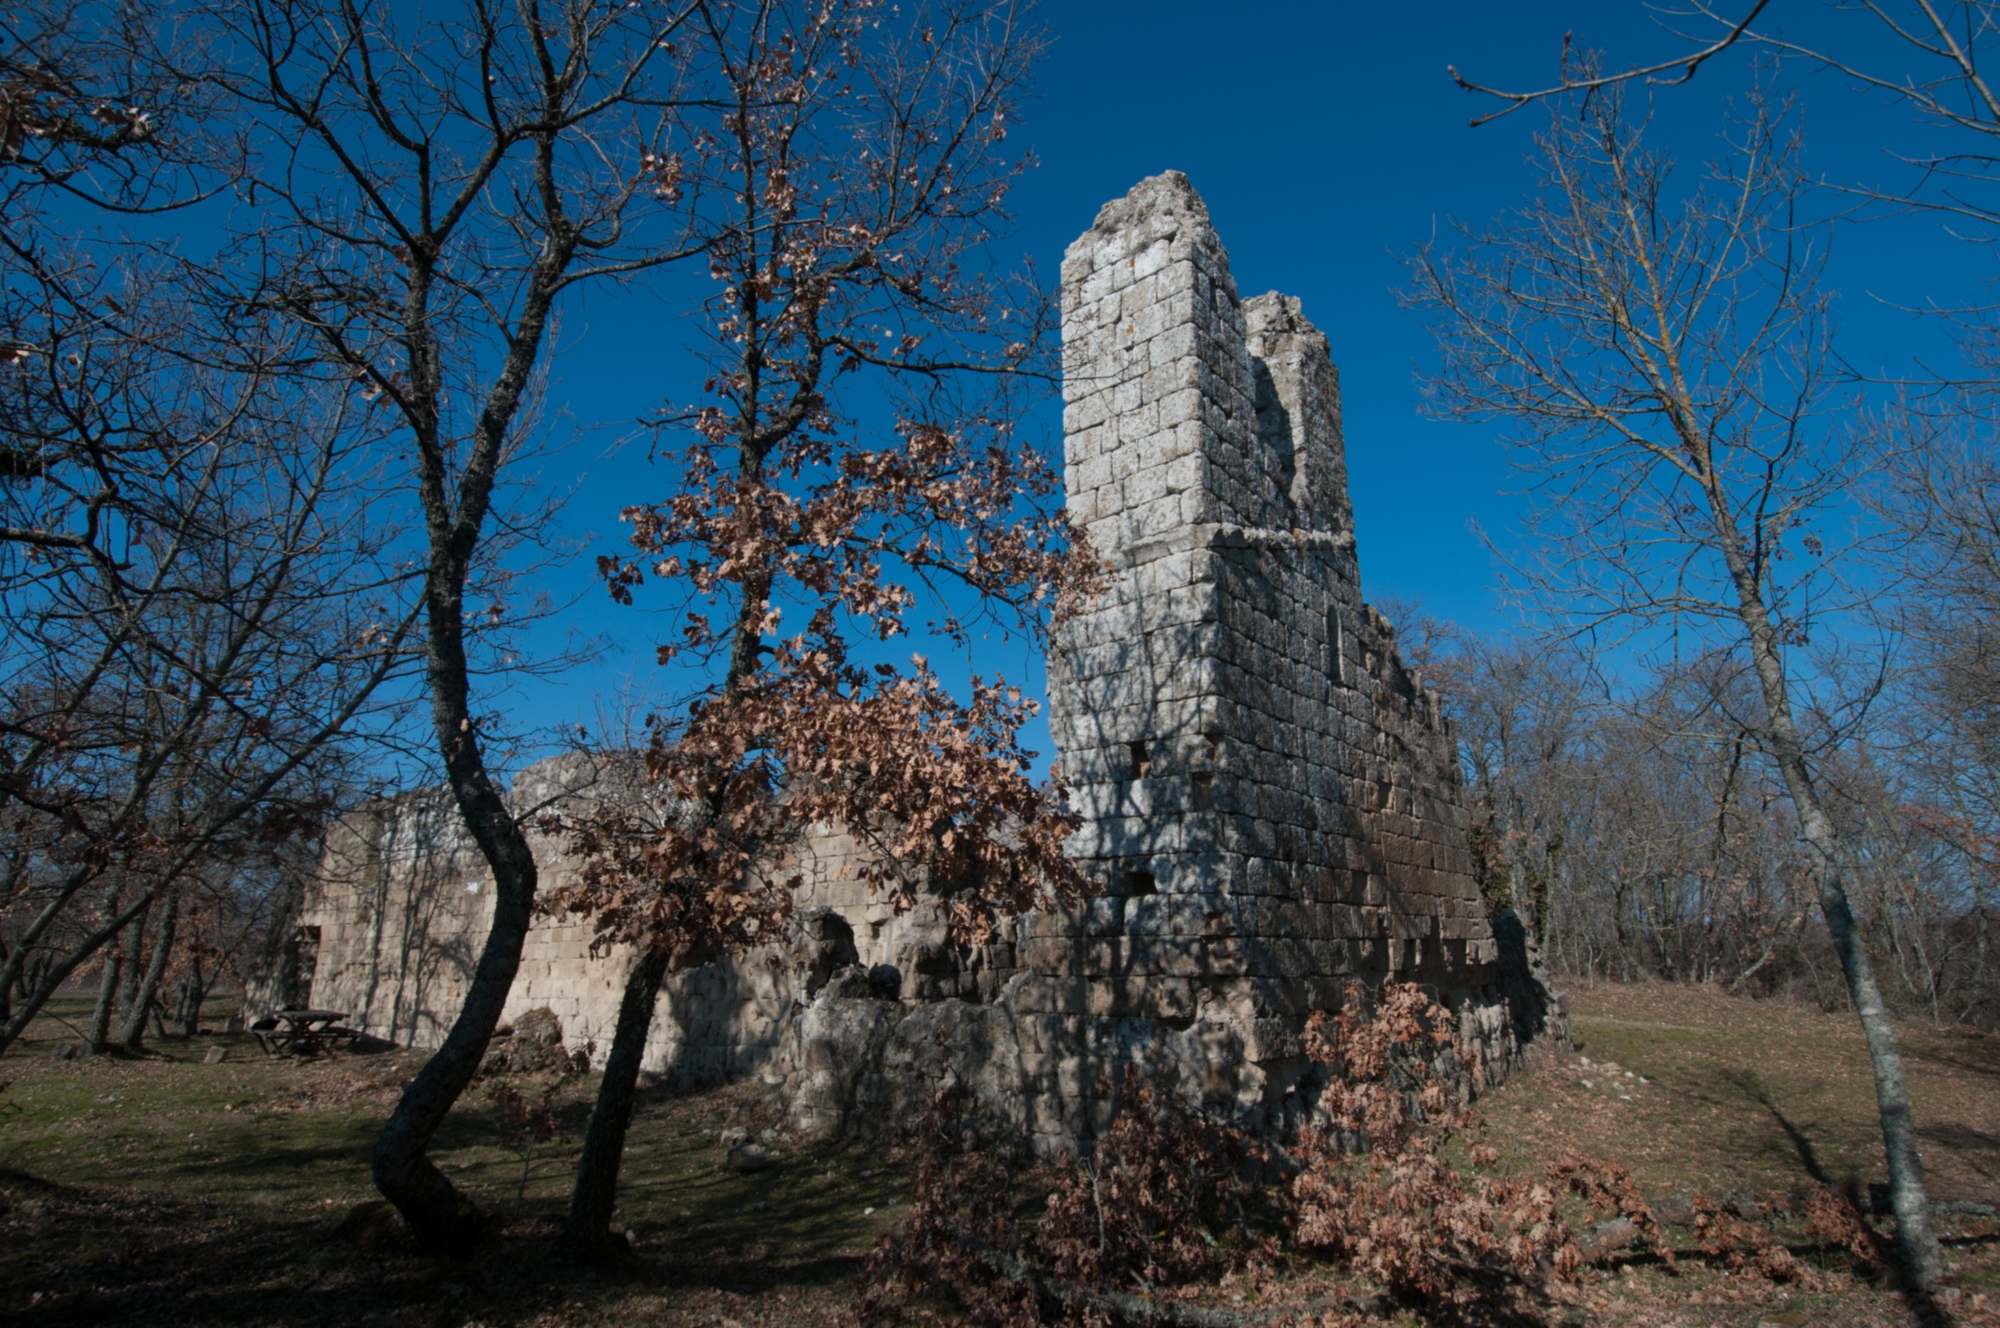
1916,1125,2000,1154
180,1134,380,1181
0,1161,871,1326
622,1146,906,1264
1896,1025,2000,1083
1717,1068,1832,1185
1916,1125,2000,1190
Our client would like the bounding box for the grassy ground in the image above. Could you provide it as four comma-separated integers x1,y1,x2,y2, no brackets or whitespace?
0,984,1996,1325
1485,983,2000,1207
1,994,904,1325
1471,983,2000,1326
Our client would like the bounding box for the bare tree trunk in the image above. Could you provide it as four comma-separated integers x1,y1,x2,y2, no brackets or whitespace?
369,603,540,1254
365,122,573,1257
367,309,550,1251
1783,778,1945,1288
87,942,122,1053
120,892,178,1050
179,953,210,1038
86,879,131,1053
371,859,531,1254
1716,515,1948,1289
560,947,669,1263
117,899,148,1021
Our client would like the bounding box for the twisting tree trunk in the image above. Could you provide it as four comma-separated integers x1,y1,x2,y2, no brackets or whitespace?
559,947,669,1261
219,0,702,1254
367,234,561,1254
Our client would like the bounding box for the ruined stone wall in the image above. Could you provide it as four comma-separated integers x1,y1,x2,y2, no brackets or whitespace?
760,175,1559,1150
292,755,940,1087
280,172,1563,1156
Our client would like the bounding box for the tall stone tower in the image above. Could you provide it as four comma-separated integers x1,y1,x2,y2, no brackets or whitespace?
1039,172,1522,1135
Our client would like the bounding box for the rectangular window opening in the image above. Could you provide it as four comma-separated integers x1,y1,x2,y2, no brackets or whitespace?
1123,868,1158,897
1128,739,1151,779
1190,772,1214,811
1328,609,1348,687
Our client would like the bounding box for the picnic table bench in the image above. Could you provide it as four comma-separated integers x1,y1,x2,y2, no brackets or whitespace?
249,1008,358,1058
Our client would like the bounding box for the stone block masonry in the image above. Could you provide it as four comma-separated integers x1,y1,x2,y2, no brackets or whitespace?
277,172,1564,1156
284,753,945,1091
1018,171,1554,1143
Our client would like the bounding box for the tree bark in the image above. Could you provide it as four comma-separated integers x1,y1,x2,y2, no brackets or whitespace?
87,878,134,1053
1709,492,1949,1290
87,943,121,1053
120,892,177,1050
178,954,209,1038
365,100,578,1251
560,946,670,1263
116,903,146,1023
370,856,532,1254
369,624,539,1255
367,460,544,1254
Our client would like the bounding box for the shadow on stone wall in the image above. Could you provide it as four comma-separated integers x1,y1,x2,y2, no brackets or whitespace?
1490,908,1571,1065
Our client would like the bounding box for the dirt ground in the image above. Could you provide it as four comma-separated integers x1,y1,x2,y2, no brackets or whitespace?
0,983,1996,1326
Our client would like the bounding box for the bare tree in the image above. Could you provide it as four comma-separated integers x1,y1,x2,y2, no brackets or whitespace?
0,243,420,1058
0,0,397,1056
0,0,239,214
1434,627,1595,947
1408,79,1948,1287
1875,420,2000,1014
1451,2,1995,178
1435,637,1819,991
542,0,1096,1262
214,0,705,1252
1453,4,2000,383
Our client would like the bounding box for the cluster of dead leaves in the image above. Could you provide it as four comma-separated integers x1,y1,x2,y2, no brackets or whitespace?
1676,1186,1887,1286
861,983,1900,1326
559,0,1106,971
860,1069,1272,1327
541,632,1092,963
1288,984,1656,1306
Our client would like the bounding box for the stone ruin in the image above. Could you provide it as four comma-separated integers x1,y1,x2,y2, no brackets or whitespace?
275,172,1565,1154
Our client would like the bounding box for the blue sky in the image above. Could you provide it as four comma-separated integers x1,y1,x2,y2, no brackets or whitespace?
501,1,1982,765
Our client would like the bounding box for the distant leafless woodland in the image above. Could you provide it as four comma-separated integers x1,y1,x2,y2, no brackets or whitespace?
1405,556,1999,1027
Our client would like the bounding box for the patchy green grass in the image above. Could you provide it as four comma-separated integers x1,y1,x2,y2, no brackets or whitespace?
1,996,903,1325
0,984,1997,1325
1469,982,2000,1324
1480,983,2000,1207
4,997,914,1242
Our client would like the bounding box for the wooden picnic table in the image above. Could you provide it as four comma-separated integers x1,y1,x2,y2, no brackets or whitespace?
251,1008,355,1058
